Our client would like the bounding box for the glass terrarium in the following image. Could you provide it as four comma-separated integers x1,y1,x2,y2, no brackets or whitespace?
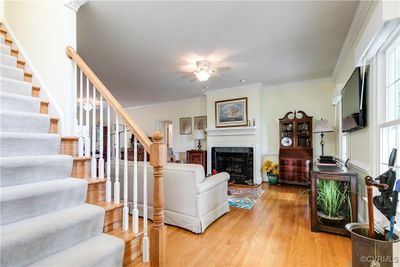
316,178,352,229
310,166,358,236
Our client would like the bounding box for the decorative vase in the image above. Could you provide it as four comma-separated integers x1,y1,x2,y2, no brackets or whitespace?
267,174,279,185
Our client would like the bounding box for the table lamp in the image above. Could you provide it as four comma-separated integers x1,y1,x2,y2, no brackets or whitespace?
342,116,358,132
314,119,334,156
193,130,205,151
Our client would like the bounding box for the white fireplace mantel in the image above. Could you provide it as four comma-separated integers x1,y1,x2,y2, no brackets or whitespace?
206,127,257,136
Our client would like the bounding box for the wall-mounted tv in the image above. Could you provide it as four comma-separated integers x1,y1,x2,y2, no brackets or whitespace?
341,66,368,132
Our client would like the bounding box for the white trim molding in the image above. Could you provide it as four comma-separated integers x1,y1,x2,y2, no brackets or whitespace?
348,159,370,174
331,83,345,105
64,0,88,12
332,0,374,79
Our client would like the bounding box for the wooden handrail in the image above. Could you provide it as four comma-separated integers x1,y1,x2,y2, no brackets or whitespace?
67,46,166,266
66,46,152,152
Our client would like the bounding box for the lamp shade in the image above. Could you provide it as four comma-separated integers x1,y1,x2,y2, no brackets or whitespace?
342,117,358,132
314,119,334,133
193,130,205,140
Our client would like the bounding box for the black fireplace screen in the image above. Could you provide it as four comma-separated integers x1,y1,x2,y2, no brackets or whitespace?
211,147,254,184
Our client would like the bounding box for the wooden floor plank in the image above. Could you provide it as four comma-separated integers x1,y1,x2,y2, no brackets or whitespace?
128,184,351,267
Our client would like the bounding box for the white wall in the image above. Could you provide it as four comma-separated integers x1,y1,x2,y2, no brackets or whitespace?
0,0,4,22
206,83,262,183
334,1,400,172
333,2,400,245
128,79,336,184
333,3,379,172
260,78,336,162
4,1,77,135
126,97,207,160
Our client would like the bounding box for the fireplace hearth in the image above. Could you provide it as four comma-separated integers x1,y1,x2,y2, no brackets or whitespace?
211,147,254,185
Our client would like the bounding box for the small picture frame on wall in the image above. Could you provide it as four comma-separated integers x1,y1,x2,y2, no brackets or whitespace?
180,117,192,135
194,116,207,130
215,97,248,128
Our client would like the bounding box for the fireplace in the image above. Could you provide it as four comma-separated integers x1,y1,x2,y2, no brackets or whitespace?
211,147,254,185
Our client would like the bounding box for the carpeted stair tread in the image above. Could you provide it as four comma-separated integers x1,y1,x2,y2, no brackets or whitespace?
0,35,126,267
1,43,11,55
1,178,88,225
0,77,33,96
0,111,50,133
27,233,125,267
0,132,61,156
1,54,17,67
0,155,73,187
0,64,24,81
0,92,41,113
0,204,105,267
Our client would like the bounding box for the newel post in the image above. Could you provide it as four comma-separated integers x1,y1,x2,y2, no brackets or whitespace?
150,131,167,267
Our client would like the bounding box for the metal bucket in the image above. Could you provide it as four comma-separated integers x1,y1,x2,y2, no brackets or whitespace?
346,223,400,267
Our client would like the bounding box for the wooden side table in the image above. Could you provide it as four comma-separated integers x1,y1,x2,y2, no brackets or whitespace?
310,165,358,236
186,150,207,173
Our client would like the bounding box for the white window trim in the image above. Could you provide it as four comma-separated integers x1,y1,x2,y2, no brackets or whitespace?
374,29,400,218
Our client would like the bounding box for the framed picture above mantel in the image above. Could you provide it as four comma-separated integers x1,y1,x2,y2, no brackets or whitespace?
215,97,248,128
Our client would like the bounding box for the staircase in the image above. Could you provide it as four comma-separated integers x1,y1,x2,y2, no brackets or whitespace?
0,24,167,266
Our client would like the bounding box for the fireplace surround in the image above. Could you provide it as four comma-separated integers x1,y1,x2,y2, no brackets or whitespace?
211,147,254,185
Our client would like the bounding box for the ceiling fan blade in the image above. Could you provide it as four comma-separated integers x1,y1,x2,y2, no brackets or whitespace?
217,66,232,72
190,77,198,82
179,73,194,79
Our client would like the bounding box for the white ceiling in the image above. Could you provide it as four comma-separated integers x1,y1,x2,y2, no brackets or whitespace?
77,1,359,107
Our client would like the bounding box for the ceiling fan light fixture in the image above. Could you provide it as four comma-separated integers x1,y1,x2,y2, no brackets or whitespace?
195,71,211,82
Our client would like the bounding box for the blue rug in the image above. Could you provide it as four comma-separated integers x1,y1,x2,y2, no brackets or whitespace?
228,186,264,210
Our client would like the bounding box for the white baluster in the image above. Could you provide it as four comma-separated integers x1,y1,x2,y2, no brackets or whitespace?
91,87,97,179
114,116,120,204
142,152,149,263
98,95,104,179
132,136,139,234
73,63,78,136
123,125,129,231
78,69,84,156
106,104,111,203
84,78,90,156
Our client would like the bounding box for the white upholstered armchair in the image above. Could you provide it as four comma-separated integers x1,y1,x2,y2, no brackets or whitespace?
112,162,230,233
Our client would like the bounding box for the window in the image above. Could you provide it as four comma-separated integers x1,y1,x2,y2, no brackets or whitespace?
379,33,400,181
341,133,349,161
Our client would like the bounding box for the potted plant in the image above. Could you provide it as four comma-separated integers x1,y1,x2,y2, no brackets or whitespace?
317,179,350,226
263,160,279,185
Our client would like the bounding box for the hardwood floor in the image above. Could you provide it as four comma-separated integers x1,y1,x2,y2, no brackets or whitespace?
128,184,351,267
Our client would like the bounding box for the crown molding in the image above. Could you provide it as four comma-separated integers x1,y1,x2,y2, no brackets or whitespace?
332,0,374,79
64,0,88,12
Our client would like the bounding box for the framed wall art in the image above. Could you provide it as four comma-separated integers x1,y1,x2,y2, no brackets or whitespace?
179,117,192,135
215,97,248,128
194,116,207,130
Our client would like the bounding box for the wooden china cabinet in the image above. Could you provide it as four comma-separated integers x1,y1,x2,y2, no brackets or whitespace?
278,110,313,186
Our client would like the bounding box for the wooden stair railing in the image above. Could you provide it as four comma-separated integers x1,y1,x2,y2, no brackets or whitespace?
66,46,166,266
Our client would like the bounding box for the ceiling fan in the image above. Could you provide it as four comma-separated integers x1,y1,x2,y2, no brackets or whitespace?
179,60,231,82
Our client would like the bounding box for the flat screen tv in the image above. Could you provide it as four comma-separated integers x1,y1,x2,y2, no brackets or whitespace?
341,66,368,132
